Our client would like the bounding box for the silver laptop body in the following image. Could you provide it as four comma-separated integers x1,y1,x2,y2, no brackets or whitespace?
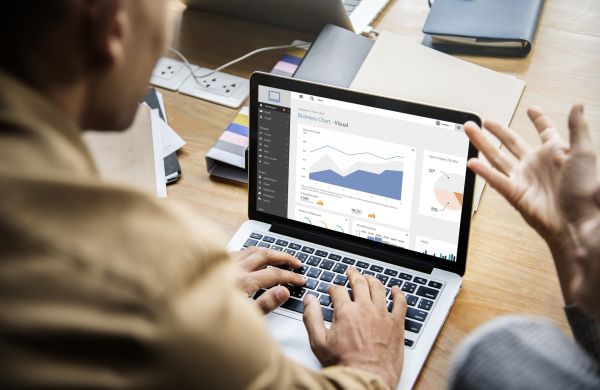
228,73,480,389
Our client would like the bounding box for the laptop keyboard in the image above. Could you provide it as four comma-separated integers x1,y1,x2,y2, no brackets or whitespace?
243,232,445,348
343,0,362,14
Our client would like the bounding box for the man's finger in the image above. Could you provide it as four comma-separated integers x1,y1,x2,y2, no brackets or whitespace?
365,275,387,307
244,248,302,271
346,267,370,303
527,106,560,144
568,104,593,153
329,284,351,308
256,286,289,314
251,267,306,290
303,294,327,351
390,287,408,320
482,119,531,159
467,158,516,203
465,121,514,175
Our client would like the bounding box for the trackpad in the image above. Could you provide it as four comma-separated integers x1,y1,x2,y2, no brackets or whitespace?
266,312,322,370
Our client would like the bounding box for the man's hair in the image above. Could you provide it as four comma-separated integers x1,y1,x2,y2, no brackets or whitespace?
1,1,75,80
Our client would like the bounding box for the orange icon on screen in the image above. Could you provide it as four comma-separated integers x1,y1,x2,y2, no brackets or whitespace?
368,213,376,219
317,200,324,206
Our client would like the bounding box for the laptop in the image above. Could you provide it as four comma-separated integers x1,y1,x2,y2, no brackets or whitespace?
183,0,391,34
227,72,480,389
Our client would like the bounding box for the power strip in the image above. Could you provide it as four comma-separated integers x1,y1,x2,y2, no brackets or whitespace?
150,57,249,109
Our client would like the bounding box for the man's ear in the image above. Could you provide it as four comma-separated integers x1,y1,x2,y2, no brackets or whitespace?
84,0,128,68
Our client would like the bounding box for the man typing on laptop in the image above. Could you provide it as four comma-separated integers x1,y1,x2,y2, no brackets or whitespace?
0,1,408,389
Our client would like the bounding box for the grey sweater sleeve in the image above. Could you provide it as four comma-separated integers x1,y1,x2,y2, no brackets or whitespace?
565,304,600,362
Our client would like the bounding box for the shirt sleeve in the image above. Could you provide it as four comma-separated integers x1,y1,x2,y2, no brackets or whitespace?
158,256,389,389
564,304,600,362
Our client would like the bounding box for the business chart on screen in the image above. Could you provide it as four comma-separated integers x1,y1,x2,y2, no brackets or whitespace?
255,86,470,261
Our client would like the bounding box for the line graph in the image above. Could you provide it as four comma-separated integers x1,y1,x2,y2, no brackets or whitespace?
309,145,405,161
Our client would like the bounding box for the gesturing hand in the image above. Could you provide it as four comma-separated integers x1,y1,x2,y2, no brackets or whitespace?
234,247,305,314
303,267,407,389
465,104,599,301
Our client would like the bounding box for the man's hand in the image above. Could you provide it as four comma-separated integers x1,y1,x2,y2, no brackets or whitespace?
464,104,599,302
303,267,407,389
234,247,305,314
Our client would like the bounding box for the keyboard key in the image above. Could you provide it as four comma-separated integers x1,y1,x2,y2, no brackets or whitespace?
342,257,356,265
414,277,427,285
416,286,439,300
272,245,283,252
289,243,302,250
319,294,331,307
407,307,428,322
388,278,403,288
306,267,321,278
328,253,342,261
295,252,308,262
406,294,418,306
362,270,376,276
402,282,417,294
322,307,333,322
307,256,321,266
315,250,328,257
405,319,422,334
253,289,266,299
320,271,335,282
399,273,413,281
348,289,354,301
305,278,318,290
370,264,384,273
332,263,348,274
302,246,315,254
428,281,443,289
306,290,319,298
319,259,335,270
258,242,271,248
250,232,263,239
287,286,306,299
294,265,308,275
281,297,304,314
317,282,330,294
387,301,394,312
333,274,348,286
356,261,369,269
263,236,276,243
376,274,389,285
384,269,398,277
243,238,258,247
284,249,296,256
404,339,414,347
418,298,433,311
275,239,289,246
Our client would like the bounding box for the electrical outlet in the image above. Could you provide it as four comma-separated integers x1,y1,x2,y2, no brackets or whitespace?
150,58,197,91
178,67,249,108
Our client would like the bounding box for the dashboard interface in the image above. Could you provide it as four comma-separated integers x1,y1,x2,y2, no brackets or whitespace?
255,85,471,262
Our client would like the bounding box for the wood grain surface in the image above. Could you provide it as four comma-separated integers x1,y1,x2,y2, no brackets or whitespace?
161,1,600,388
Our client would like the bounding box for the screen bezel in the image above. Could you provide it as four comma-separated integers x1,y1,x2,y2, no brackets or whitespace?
249,72,480,276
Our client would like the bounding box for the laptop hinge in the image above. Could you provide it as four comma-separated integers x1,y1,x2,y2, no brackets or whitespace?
270,223,435,274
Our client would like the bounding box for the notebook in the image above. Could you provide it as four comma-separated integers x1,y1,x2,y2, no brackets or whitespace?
422,0,545,57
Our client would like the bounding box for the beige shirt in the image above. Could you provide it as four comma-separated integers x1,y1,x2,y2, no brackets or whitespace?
0,72,387,389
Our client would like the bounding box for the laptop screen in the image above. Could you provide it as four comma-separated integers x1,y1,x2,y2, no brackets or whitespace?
250,76,477,273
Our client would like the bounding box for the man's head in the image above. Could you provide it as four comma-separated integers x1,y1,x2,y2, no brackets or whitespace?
1,0,168,130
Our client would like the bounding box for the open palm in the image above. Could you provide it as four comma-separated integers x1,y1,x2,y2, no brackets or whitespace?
465,104,597,243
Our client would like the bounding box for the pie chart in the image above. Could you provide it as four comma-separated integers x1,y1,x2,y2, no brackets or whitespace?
434,173,464,211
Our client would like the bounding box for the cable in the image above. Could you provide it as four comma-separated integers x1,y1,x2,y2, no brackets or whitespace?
168,42,311,86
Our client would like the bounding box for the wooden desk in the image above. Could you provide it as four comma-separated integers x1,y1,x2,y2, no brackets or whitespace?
162,1,600,388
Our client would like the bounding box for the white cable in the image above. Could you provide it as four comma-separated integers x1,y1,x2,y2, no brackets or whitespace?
168,42,311,86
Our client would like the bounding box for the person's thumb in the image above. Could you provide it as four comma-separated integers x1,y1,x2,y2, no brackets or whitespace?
303,294,327,353
256,286,289,314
